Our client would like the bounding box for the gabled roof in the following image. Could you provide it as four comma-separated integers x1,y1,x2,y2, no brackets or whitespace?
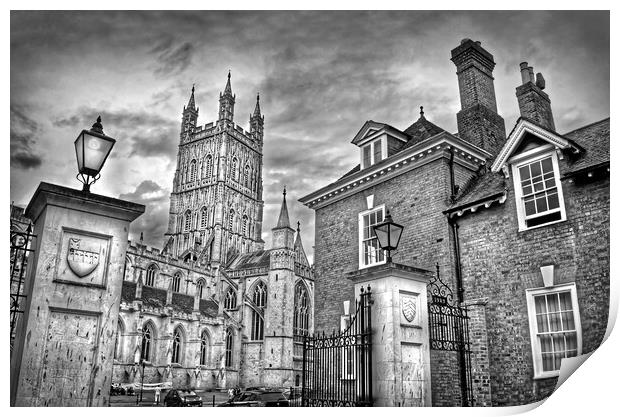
491,117,584,173
560,117,610,174
227,249,272,270
446,170,507,214
351,120,408,146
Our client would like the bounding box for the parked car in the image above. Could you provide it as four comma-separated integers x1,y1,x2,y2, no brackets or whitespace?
164,389,203,407
217,389,289,407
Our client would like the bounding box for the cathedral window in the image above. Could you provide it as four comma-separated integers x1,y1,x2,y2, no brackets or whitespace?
224,286,237,309
228,209,235,232
145,264,157,287
172,272,182,293
171,326,184,364
189,159,197,183
244,164,250,188
225,328,234,367
231,157,238,181
140,322,155,362
200,207,208,229
184,210,192,231
294,282,310,337
197,279,206,299
251,281,267,340
205,155,213,179
242,215,248,236
359,205,386,269
526,283,582,378
200,330,210,366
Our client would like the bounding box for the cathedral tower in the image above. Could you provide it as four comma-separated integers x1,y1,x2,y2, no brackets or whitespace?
165,73,265,265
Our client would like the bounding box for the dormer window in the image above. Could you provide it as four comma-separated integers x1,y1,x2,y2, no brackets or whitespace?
361,138,384,169
511,150,566,231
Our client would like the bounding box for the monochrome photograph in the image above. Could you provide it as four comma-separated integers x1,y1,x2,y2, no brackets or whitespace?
9,8,611,408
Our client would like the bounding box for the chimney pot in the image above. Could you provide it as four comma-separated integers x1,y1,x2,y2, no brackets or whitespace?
520,62,530,85
461,38,471,45
527,66,535,83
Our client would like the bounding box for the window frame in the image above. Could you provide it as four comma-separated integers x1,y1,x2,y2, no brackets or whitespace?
171,327,184,365
224,286,237,310
525,282,582,379
510,147,567,232
172,272,182,293
199,330,210,366
145,264,157,287
360,137,387,169
358,204,386,269
225,328,234,368
250,281,267,341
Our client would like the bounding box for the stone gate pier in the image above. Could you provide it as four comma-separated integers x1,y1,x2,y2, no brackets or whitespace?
10,183,144,406
347,262,433,407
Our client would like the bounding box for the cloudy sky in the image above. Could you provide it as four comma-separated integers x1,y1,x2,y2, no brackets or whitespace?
10,11,609,262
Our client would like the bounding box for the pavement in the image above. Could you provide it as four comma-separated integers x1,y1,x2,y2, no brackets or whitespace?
109,389,230,407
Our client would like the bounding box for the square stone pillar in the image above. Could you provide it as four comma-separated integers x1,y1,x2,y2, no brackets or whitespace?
10,182,144,406
347,262,433,407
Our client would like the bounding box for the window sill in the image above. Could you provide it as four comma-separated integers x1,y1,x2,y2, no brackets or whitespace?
358,260,387,270
533,373,559,380
518,217,566,232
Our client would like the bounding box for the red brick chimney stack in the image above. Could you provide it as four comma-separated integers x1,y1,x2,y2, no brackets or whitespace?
516,61,556,132
451,38,506,157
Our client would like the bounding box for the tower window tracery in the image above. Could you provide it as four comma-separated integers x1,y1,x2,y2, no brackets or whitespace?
184,210,192,231
205,154,213,179
201,206,208,229
189,159,197,183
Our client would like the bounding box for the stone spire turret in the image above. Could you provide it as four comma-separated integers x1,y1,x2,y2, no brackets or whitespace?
181,85,199,136
272,187,294,250
218,71,235,123
250,93,264,142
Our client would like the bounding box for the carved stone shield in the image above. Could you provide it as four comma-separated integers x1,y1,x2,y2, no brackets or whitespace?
67,238,100,278
402,297,417,323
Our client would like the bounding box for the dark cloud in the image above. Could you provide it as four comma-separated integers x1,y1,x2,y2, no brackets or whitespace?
150,38,195,77
10,105,43,169
119,180,170,248
53,107,178,160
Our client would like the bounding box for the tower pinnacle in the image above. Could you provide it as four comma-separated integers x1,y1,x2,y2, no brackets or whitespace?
187,84,196,110
276,187,291,229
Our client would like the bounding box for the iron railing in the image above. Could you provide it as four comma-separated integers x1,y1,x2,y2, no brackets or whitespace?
299,286,373,407
427,264,473,406
10,224,36,355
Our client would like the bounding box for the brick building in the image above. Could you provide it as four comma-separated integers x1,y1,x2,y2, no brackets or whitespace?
299,38,609,406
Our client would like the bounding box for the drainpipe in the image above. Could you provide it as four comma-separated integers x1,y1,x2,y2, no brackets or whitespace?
449,216,464,303
449,150,457,202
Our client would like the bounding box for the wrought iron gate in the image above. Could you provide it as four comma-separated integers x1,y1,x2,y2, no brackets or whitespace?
10,224,36,356
298,286,373,407
427,264,473,406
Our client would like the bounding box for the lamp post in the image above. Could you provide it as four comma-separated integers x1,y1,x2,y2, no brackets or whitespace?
137,359,146,405
372,209,404,263
74,116,116,192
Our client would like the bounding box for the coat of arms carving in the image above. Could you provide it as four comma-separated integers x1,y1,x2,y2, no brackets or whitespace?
67,238,101,277
402,296,417,323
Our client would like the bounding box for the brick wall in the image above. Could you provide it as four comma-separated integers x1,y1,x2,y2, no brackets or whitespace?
455,174,610,405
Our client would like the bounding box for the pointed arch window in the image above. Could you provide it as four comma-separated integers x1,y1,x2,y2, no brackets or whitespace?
251,281,267,340
140,322,155,362
184,210,192,231
294,282,310,337
145,264,157,287
200,206,208,229
225,328,234,367
200,330,210,366
242,215,249,237
244,164,250,188
115,319,125,361
205,154,213,179
189,159,197,183
171,327,184,364
228,209,235,232
172,272,182,293
197,279,206,299
231,157,238,181
224,286,237,310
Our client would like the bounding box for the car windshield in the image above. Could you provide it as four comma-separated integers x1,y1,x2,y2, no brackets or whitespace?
235,392,258,401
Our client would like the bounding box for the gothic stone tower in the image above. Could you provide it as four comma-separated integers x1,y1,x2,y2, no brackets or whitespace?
263,189,297,387
165,72,265,266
